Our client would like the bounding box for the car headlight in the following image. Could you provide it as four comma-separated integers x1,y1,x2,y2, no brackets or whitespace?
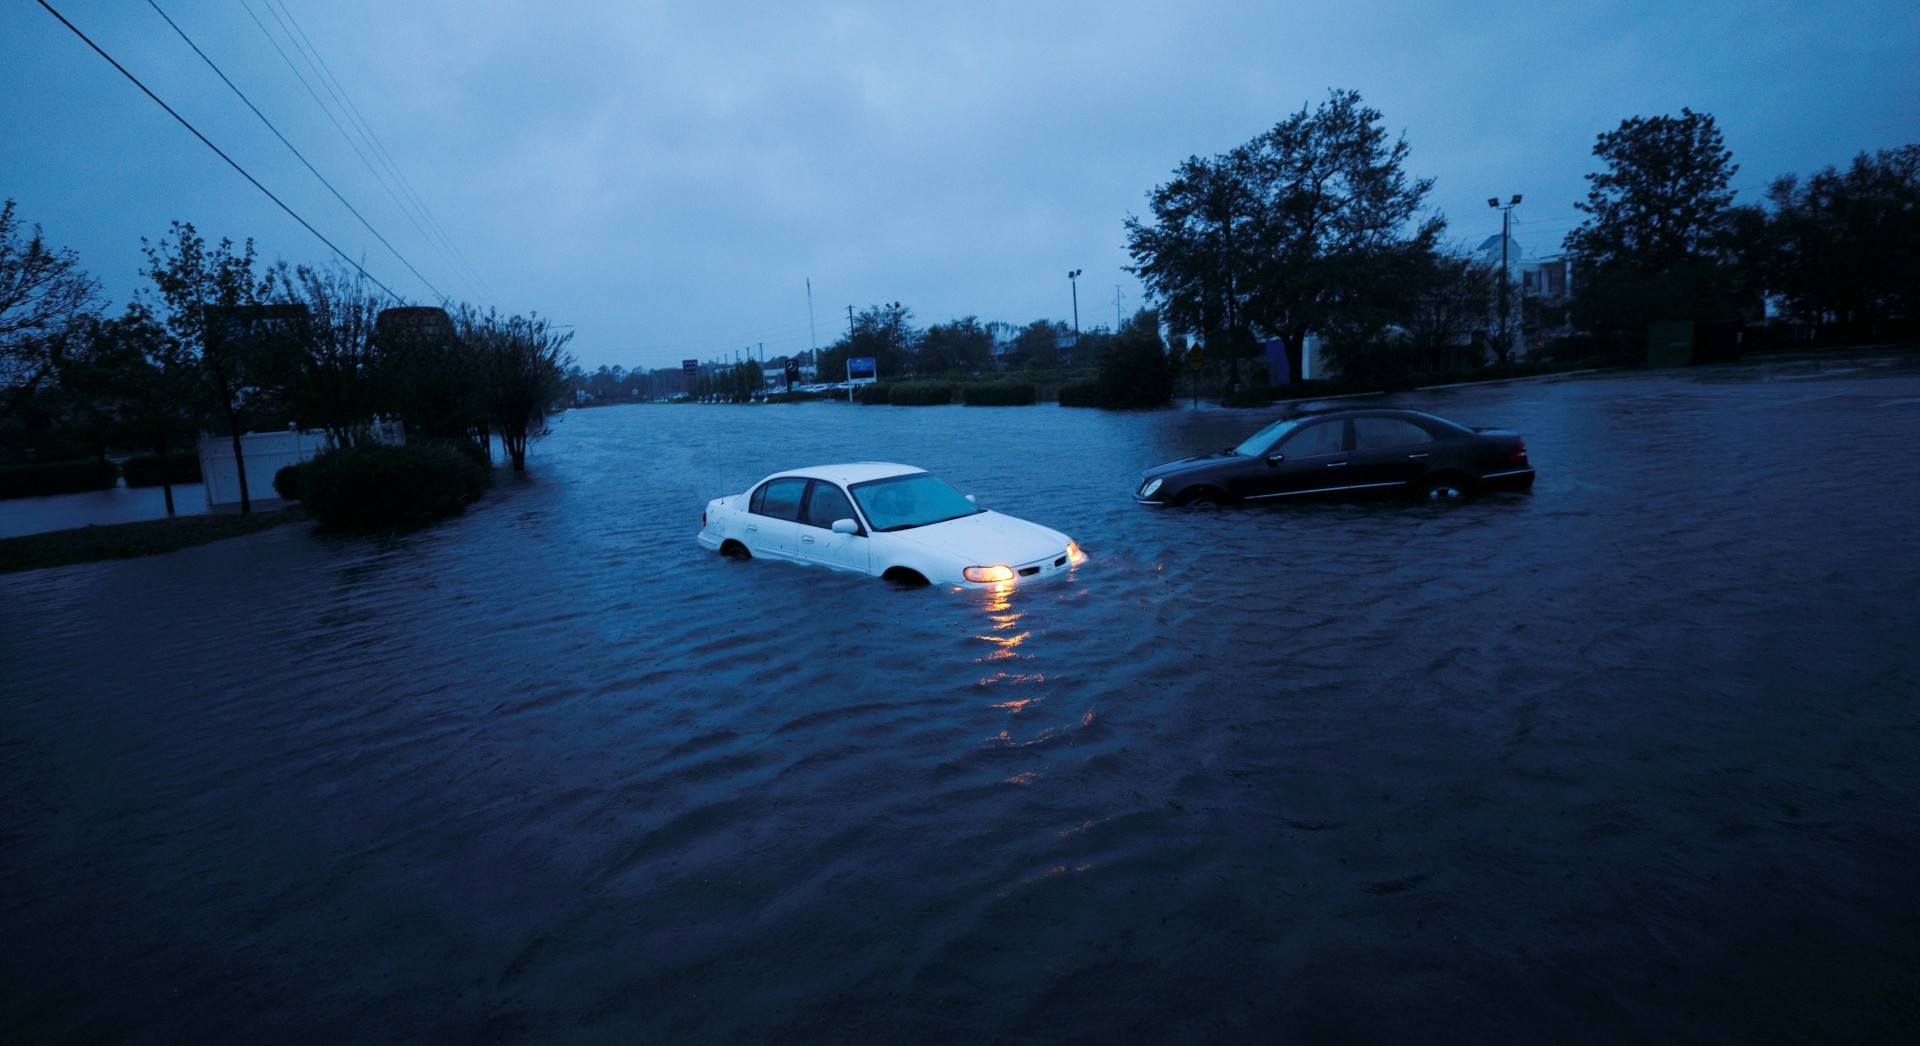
964,565,1016,584
1066,540,1087,564
1139,477,1162,499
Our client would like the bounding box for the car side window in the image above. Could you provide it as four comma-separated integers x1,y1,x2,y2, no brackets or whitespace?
1279,420,1345,456
752,478,807,521
803,482,858,531
1352,417,1434,451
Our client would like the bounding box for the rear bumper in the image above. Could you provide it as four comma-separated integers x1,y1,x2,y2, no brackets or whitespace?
1480,468,1536,492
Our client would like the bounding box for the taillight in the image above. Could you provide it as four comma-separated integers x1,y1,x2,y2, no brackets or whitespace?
1508,438,1528,464
701,510,707,527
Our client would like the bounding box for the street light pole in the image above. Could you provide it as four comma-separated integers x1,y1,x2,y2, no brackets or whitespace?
1068,269,1082,337
1488,194,1521,363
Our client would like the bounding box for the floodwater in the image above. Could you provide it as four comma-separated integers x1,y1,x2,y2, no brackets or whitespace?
4,357,1919,1043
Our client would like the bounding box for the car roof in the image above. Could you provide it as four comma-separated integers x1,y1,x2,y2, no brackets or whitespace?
761,462,926,486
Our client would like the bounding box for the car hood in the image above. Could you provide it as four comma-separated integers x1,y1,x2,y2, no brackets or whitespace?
886,510,1068,565
1142,450,1239,479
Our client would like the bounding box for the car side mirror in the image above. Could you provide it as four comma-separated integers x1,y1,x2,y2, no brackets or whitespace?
831,518,858,535
1265,452,1284,467
965,494,977,505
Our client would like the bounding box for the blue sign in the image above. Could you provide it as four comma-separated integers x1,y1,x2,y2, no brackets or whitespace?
847,357,878,384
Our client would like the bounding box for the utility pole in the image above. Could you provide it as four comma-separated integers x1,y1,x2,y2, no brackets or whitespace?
1068,270,1082,337
1488,194,1522,364
1113,284,1126,329
806,278,817,349
847,304,855,335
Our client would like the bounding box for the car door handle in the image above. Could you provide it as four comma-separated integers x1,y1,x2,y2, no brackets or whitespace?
1325,461,1348,469
801,535,816,545
745,524,758,533
1407,452,1429,460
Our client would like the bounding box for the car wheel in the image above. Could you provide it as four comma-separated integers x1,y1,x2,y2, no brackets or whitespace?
1180,486,1227,507
720,539,752,559
1418,476,1470,500
882,567,929,587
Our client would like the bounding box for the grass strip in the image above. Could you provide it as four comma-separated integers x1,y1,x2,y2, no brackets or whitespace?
0,508,308,575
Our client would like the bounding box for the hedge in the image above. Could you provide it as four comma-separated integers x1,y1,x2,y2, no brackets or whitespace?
0,459,119,500
886,382,955,406
300,443,488,530
857,382,894,405
1056,380,1103,408
961,382,1037,406
122,453,202,488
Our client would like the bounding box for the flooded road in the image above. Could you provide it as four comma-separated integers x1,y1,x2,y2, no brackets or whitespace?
5,357,1919,1042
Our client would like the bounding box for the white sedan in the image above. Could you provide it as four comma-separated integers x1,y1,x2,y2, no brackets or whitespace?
697,462,1086,587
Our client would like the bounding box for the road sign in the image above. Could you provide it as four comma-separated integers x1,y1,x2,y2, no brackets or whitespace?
682,359,699,378
847,357,878,385
1186,347,1207,371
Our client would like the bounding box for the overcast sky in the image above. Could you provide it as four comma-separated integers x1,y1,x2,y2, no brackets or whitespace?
4,0,1916,372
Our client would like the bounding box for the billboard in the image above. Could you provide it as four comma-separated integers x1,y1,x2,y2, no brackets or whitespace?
847,357,878,385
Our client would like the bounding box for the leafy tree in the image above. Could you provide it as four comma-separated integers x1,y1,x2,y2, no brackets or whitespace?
917,316,993,375
1,200,101,424
819,303,917,383
1127,89,1443,385
1094,309,1177,408
1009,319,1069,369
457,307,573,471
56,308,207,514
1759,144,1919,341
378,306,482,444
1565,108,1751,350
1403,255,1498,373
267,261,386,444
140,221,281,512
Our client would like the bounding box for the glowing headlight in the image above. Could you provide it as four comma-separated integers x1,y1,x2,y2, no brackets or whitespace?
1139,477,1162,498
964,565,1016,584
1066,540,1087,564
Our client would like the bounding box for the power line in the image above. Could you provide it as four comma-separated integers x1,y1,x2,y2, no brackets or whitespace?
142,0,448,304
255,0,497,304
235,0,492,305
34,0,405,303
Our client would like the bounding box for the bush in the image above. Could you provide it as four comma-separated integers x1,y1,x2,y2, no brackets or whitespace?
416,436,494,477
886,382,955,406
122,453,202,488
300,444,488,530
1056,380,1103,407
273,462,308,501
0,459,119,500
858,382,894,405
961,382,1036,406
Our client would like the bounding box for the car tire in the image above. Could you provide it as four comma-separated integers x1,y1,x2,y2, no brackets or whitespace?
1179,486,1227,507
1418,475,1472,500
720,539,752,559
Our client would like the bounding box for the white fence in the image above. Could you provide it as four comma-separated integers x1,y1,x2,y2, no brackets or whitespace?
197,421,405,508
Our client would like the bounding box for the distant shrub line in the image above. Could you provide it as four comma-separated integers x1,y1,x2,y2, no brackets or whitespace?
0,459,118,499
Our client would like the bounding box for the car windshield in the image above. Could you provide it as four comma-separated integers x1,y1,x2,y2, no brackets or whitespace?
1231,417,1305,457
850,472,980,532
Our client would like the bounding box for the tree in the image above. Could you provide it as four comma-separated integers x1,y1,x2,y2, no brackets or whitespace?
1009,319,1070,368
1759,145,1919,341
917,316,993,375
1095,309,1177,408
1127,89,1442,385
56,308,207,514
819,303,917,383
1,200,101,423
1565,108,1750,349
458,308,572,471
1403,255,1498,374
267,261,386,444
140,221,280,513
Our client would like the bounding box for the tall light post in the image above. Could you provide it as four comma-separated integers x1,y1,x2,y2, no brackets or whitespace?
1067,269,1082,338
1488,194,1521,363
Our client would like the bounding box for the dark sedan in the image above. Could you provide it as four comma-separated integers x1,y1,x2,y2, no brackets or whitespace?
1134,407,1535,506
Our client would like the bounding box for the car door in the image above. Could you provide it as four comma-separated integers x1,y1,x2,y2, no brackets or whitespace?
796,480,872,575
1234,418,1351,500
1344,416,1438,492
745,477,807,561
